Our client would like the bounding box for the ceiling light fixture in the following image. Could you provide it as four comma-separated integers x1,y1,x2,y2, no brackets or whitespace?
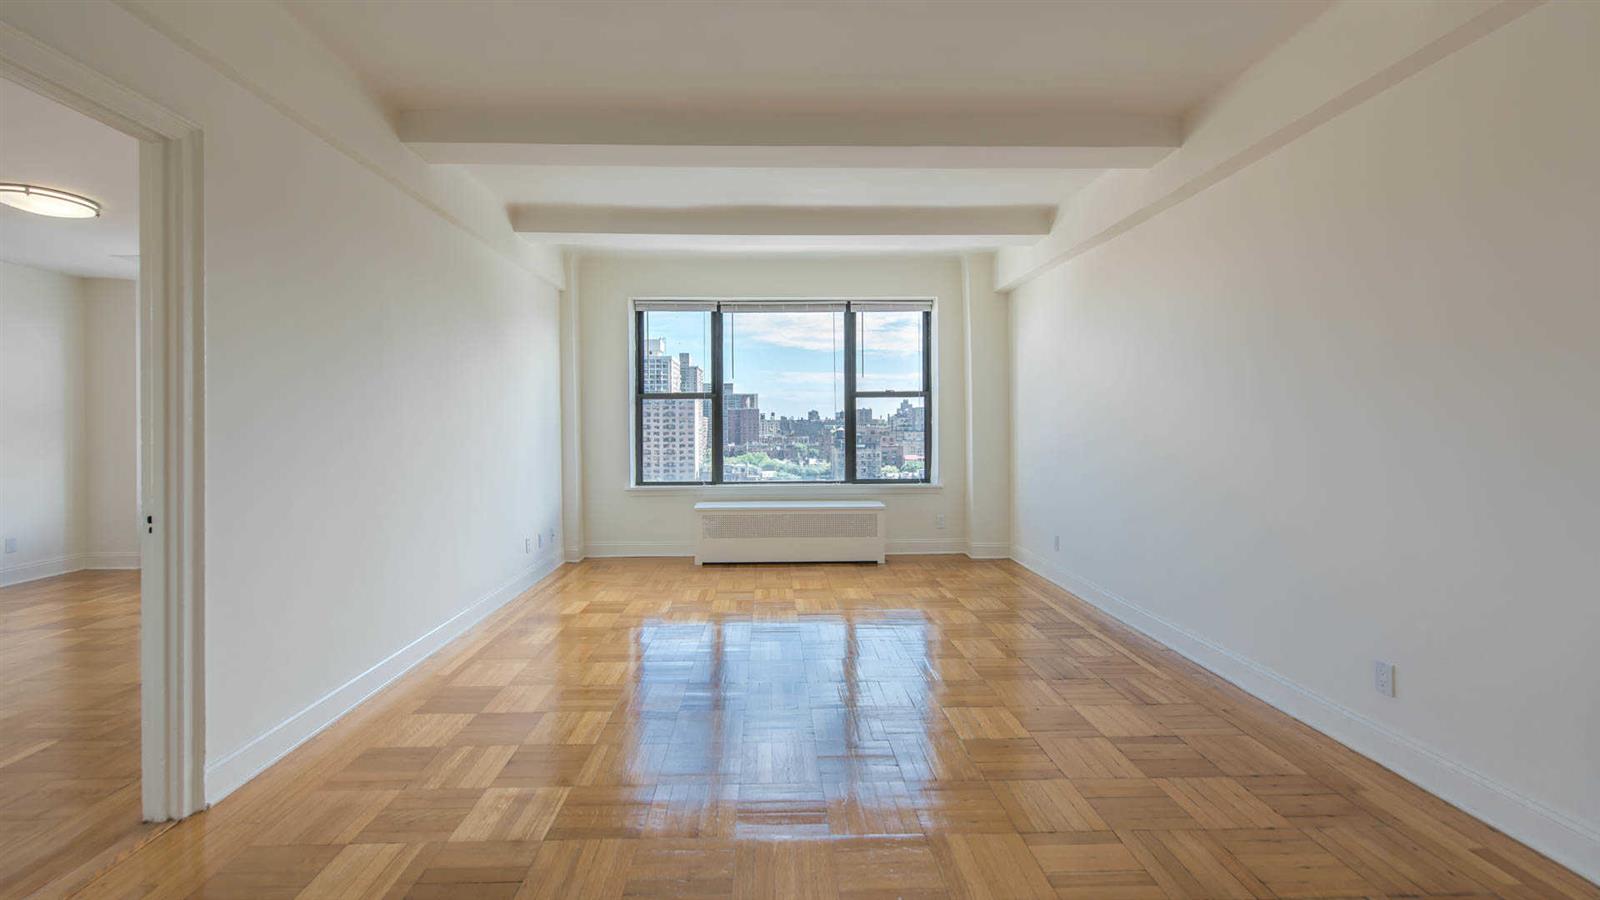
0,183,101,218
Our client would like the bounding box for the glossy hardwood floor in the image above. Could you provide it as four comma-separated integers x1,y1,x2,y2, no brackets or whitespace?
0,570,163,899
43,557,1600,898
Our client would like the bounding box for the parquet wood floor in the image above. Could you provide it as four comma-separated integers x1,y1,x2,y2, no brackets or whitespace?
20,558,1599,898
0,570,163,900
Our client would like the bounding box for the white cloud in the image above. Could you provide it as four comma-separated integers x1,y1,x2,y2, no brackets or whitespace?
858,313,922,356
727,310,922,356
767,371,839,385
729,313,842,353
747,370,842,408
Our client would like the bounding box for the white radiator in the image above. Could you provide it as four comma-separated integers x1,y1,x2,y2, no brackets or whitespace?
692,500,886,564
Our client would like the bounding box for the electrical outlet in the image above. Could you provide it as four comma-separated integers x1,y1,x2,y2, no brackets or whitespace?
935,513,946,530
3,537,16,554
537,533,543,549
1374,660,1395,697
1054,535,1061,552
524,537,532,553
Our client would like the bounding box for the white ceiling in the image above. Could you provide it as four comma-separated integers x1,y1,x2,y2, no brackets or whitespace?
473,165,1095,254
0,77,140,279
286,0,1328,252
284,0,1327,117
466,166,1102,210
0,3,1332,261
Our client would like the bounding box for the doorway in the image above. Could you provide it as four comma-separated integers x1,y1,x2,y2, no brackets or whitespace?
0,75,146,897
0,27,203,898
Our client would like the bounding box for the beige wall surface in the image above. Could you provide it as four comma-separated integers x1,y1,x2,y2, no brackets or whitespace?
1009,2,1599,876
1,261,88,579
0,263,137,584
574,253,1001,557
82,276,139,564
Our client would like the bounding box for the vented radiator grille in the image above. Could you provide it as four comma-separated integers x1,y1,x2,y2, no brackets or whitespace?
701,511,880,540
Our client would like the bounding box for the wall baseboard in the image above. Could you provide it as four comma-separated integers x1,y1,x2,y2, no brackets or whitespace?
1,551,141,586
1,554,79,587
1008,544,1600,885
886,538,965,555
583,541,691,558
581,540,975,559
81,550,140,570
202,551,565,805
965,541,1011,559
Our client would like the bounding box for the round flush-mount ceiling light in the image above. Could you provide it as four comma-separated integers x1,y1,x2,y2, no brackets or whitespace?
0,183,101,218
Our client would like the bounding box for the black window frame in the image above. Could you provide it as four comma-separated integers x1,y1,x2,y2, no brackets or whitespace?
634,300,933,486
634,308,716,486
848,305,934,485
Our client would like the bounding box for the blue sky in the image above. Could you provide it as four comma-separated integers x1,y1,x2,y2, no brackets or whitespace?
646,310,921,418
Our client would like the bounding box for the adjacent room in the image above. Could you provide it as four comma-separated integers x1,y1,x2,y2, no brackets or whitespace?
0,1,1594,897
0,77,146,896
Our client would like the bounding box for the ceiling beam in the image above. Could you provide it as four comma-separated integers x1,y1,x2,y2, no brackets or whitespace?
511,205,1054,247
399,108,1179,169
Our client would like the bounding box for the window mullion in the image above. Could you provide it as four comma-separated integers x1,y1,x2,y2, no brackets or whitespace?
923,309,932,483
634,309,645,486
710,309,724,484
844,304,857,484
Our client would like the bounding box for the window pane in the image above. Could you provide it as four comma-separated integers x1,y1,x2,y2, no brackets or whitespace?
855,396,927,481
722,310,844,482
856,310,924,393
642,309,710,393
640,398,711,482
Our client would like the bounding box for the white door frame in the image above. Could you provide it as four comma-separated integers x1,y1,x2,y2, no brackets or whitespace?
1,24,206,820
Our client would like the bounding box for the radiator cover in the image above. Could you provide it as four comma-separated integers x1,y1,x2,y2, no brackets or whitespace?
692,500,886,564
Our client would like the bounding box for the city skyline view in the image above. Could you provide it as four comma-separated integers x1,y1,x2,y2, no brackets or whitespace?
640,307,929,482
646,309,922,419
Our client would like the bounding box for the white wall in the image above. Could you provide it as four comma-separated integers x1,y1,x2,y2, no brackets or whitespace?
0,262,137,584
0,1,566,802
1,261,87,580
83,277,139,566
961,253,1010,557
574,253,984,556
1009,1,1599,878
996,0,1526,290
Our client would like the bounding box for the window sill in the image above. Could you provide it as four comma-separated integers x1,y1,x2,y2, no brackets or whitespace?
625,482,943,496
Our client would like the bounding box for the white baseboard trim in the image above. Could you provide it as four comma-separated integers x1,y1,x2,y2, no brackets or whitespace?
583,539,976,559
81,550,140,570
1009,545,1600,884
584,541,691,558
203,551,564,805
1,551,141,586
965,541,1011,559
1,554,79,586
886,538,965,555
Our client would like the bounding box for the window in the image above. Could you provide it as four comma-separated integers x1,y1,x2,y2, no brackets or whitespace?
852,306,931,482
636,306,712,484
634,299,932,485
